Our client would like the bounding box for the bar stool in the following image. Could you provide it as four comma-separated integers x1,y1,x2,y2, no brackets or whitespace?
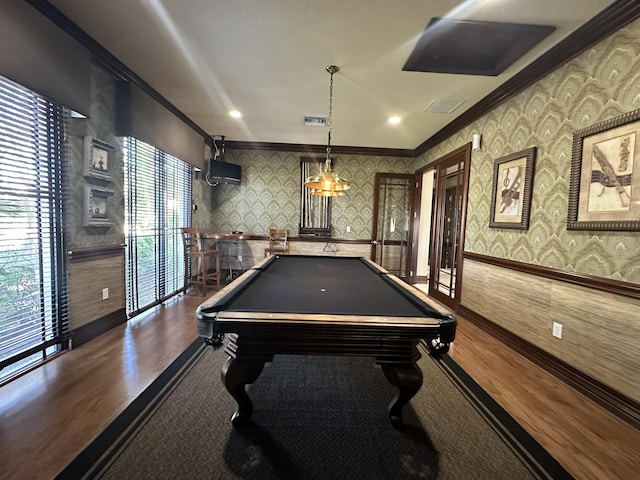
181,227,221,295
264,228,289,257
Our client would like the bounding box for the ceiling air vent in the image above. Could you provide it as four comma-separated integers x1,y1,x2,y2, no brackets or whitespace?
303,115,328,126
424,99,465,114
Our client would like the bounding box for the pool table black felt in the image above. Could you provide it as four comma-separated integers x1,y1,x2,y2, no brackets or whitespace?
206,255,444,318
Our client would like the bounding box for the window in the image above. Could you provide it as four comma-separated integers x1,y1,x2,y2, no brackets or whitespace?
299,157,332,236
124,137,192,316
0,75,69,382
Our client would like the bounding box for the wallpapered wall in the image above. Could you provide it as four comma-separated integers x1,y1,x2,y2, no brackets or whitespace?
205,149,414,239
419,18,640,284
67,66,124,249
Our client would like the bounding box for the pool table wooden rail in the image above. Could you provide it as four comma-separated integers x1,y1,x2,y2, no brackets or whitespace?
215,310,449,328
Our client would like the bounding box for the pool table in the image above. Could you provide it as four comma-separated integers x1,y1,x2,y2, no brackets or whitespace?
196,254,456,429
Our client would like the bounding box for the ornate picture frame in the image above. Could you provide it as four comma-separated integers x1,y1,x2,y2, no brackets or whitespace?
83,186,114,227
489,147,536,229
567,109,640,231
83,136,115,182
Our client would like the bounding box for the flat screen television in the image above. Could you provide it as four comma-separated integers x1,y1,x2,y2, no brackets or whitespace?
207,158,242,185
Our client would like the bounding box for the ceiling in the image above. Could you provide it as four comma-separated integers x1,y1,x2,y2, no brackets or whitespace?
48,0,616,151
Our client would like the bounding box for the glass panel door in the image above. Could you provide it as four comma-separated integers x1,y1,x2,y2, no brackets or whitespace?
372,174,415,279
433,164,463,297
428,144,470,309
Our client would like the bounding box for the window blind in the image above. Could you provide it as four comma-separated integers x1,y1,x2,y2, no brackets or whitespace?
124,137,192,316
0,75,69,382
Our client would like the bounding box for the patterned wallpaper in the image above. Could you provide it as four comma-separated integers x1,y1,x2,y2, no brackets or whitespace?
66,65,125,249
419,18,640,284
205,149,414,239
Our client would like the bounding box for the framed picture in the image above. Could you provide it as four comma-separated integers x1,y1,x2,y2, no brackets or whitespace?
83,186,114,227
568,109,640,231
489,147,537,229
83,136,115,182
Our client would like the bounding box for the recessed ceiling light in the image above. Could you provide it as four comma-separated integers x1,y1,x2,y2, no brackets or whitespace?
388,116,401,125
229,110,242,118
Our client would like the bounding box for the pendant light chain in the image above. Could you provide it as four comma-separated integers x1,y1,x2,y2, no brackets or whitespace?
326,66,336,172
303,64,349,196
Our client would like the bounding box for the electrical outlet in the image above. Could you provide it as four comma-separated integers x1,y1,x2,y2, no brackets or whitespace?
552,322,562,339
346,226,351,233
102,288,109,300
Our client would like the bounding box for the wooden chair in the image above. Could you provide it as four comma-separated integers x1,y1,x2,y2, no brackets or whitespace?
181,227,221,295
264,228,289,257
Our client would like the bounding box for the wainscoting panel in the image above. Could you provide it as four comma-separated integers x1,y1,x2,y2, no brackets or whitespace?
287,240,371,258
461,258,640,403
241,239,371,265
68,248,126,330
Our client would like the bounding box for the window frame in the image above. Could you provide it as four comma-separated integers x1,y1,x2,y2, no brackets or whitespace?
124,137,192,317
0,75,69,382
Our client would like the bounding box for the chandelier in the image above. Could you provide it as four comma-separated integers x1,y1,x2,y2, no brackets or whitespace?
304,65,350,196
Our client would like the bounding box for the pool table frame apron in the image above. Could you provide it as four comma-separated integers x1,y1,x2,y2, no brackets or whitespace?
212,310,450,430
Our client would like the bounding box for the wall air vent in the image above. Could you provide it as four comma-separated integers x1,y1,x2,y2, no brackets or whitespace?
424,99,465,114
303,115,328,126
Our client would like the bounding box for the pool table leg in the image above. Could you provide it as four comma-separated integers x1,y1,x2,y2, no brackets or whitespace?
380,362,423,430
221,356,266,426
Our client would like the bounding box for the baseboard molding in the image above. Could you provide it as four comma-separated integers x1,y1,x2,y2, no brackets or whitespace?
70,308,127,349
458,304,640,430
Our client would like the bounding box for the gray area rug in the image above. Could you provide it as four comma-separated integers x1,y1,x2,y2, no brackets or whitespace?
64,343,570,479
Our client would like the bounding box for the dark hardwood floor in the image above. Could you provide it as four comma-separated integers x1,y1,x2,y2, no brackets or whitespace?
0,290,638,480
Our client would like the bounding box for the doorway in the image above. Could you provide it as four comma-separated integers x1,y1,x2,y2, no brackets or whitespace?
371,173,419,280
418,144,471,309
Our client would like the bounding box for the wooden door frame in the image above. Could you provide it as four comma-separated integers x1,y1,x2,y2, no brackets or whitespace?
415,143,471,309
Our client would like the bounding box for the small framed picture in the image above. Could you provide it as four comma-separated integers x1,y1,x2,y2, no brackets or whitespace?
83,136,115,182
83,186,114,227
567,109,640,231
489,147,537,229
